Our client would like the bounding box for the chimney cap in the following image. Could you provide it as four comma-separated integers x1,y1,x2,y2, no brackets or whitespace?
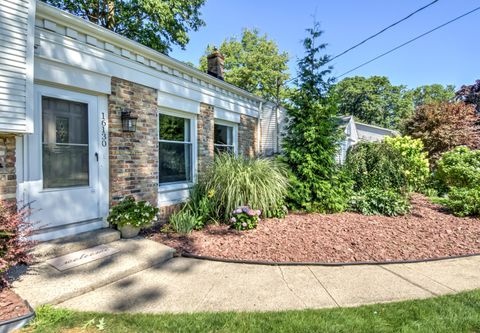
207,47,224,60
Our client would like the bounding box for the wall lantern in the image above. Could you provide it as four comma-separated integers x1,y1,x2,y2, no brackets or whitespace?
121,110,138,132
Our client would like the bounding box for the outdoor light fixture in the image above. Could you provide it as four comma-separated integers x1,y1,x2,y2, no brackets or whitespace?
121,110,138,132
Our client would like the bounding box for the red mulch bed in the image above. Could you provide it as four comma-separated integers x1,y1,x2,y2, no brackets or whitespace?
149,195,480,263
0,288,30,322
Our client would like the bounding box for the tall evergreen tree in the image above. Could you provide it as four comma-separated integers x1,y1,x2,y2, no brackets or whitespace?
282,22,350,212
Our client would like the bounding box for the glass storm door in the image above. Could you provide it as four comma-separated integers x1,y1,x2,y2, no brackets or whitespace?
27,88,100,231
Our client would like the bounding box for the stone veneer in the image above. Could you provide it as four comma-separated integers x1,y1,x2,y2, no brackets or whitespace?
0,135,16,201
239,114,258,157
197,103,214,173
109,77,158,206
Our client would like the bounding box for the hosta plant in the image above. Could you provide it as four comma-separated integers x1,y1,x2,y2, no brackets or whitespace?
229,206,261,230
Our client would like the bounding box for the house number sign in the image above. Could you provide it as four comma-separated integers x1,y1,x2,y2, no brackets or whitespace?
101,112,107,147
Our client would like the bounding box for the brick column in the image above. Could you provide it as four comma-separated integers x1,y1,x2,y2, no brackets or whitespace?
0,135,16,201
239,114,258,157
197,103,214,173
108,77,158,206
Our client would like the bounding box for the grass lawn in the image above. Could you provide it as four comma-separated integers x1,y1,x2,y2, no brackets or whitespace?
24,289,480,333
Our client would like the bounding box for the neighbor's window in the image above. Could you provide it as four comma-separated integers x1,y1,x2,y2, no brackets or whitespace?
158,113,192,184
214,123,235,154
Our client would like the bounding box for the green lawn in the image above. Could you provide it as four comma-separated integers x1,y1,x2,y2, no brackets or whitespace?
25,290,480,333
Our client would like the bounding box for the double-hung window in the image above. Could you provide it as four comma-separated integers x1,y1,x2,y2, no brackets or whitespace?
214,123,236,154
158,113,193,184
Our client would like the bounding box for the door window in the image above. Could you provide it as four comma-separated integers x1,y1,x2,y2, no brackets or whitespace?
42,97,89,189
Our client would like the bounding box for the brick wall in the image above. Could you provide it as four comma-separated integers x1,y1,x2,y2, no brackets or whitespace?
109,77,158,206
197,103,214,173
239,114,258,157
0,135,16,201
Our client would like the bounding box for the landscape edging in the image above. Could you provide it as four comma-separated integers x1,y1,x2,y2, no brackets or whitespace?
0,300,35,333
179,252,480,266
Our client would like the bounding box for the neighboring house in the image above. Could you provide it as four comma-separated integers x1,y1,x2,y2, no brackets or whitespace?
259,102,287,156
337,116,399,163
0,0,270,241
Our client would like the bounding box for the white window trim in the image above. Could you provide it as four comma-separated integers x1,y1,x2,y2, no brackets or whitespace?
158,108,197,191
214,119,238,156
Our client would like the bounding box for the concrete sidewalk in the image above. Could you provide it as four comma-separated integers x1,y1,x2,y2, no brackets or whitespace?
56,255,480,313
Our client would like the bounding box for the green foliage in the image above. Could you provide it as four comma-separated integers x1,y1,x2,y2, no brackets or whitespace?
408,84,456,109
200,154,289,220
199,28,290,101
436,147,480,190
282,22,352,213
107,196,158,228
332,76,414,129
228,206,261,230
384,136,430,192
444,187,480,217
403,102,480,163
169,209,198,234
350,188,410,216
42,0,206,54
344,141,407,192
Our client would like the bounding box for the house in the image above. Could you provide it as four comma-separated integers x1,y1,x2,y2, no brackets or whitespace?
0,0,270,241
337,116,399,163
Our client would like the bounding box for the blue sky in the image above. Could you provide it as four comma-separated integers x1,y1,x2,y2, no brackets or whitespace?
170,0,479,89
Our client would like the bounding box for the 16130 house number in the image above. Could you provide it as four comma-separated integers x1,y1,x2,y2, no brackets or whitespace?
101,112,107,147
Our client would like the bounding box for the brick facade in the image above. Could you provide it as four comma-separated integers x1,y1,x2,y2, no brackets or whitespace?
197,103,215,173
239,114,258,157
108,77,158,206
0,135,16,201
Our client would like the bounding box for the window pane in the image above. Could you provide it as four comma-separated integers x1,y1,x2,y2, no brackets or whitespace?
214,124,233,145
42,97,89,189
159,142,192,183
214,145,234,155
43,144,89,188
159,114,190,142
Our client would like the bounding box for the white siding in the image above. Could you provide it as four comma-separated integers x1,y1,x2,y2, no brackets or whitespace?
260,103,287,156
0,0,35,133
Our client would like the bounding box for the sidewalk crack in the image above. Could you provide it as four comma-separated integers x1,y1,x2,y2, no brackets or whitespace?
278,266,307,307
307,266,340,307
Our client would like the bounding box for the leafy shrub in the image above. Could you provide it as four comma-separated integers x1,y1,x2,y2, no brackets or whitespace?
384,136,430,192
229,206,261,230
263,204,288,219
200,154,289,219
169,209,198,234
0,201,33,287
344,141,407,192
107,196,158,228
349,188,410,216
444,187,480,217
183,185,217,229
436,147,480,191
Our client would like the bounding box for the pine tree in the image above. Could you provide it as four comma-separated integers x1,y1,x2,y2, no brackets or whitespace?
282,22,351,212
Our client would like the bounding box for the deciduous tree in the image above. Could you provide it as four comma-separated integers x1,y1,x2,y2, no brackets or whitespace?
42,0,206,54
408,84,455,109
456,79,480,113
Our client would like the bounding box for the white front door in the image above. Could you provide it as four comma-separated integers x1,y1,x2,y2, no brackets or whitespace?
26,86,102,231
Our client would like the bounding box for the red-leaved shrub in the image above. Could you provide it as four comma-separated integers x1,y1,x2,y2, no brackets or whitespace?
0,201,33,288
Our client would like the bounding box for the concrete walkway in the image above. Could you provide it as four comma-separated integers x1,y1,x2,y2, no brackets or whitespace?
55,255,480,313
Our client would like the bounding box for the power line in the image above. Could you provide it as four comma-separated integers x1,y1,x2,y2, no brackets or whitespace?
327,0,440,64
335,5,480,79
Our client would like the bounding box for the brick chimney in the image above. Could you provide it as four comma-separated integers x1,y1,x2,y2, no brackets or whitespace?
207,48,224,80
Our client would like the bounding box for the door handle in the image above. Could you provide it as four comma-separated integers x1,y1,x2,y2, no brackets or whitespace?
95,152,99,161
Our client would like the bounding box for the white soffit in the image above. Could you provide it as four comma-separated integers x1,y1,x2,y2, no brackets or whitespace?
157,90,200,114
214,108,241,123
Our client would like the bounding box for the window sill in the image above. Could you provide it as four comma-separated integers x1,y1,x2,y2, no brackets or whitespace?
158,182,194,193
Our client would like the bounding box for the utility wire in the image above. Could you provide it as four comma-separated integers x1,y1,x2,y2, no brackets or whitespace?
327,0,440,64
335,5,480,79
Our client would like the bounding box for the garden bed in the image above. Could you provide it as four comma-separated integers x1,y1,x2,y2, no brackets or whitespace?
149,195,480,263
0,288,30,322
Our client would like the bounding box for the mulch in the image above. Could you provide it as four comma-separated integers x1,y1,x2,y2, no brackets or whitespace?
0,288,30,322
149,195,480,263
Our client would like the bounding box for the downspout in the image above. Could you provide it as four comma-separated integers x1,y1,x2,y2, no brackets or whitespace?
257,101,263,156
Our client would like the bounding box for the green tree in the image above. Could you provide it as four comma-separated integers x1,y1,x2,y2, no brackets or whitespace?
331,76,413,129
282,22,351,212
199,28,289,101
408,84,455,109
42,0,206,54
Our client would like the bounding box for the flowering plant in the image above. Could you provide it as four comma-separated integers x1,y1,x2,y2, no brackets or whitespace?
107,196,159,228
229,206,261,230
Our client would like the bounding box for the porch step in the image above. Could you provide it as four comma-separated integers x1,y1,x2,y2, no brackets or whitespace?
13,238,175,307
32,228,121,260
